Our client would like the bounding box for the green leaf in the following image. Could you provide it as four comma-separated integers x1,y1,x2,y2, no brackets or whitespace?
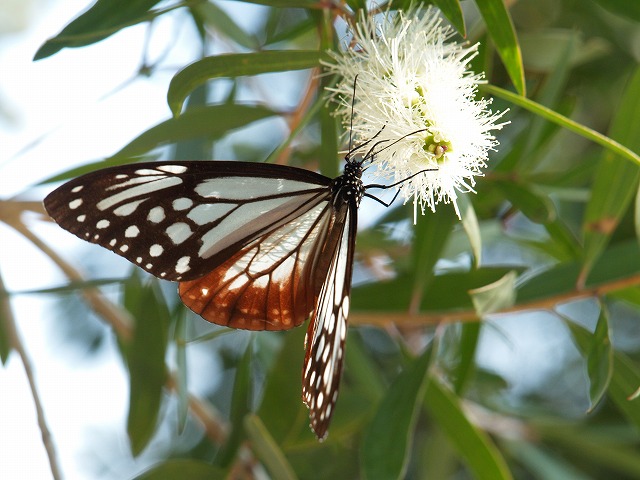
193,3,259,50
319,79,339,178
244,414,299,480
425,377,513,480
452,322,481,394
483,84,640,168
218,341,253,467
475,0,525,95
352,266,520,312
586,306,613,411
258,328,306,443
504,440,591,480
34,0,163,60
582,67,640,279
565,306,613,411
361,348,431,480
493,179,555,223
609,351,640,431
167,51,325,115
458,194,482,267
112,104,277,158
517,241,640,304
433,0,465,35
0,273,13,364
566,319,640,428
174,313,188,433
409,204,458,309
590,0,640,22
134,459,226,479
123,273,170,456
469,270,517,316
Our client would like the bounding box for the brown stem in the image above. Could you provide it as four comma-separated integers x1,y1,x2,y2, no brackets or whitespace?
0,269,63,480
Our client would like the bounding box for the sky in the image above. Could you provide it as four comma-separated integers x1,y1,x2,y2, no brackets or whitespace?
0,2,585,479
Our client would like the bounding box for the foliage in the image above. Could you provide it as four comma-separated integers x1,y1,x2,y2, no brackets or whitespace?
2,0,640,478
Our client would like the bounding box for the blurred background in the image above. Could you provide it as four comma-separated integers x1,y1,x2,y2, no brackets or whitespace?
1,0,640,479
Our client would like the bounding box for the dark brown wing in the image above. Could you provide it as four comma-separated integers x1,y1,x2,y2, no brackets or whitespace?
43,161,331,282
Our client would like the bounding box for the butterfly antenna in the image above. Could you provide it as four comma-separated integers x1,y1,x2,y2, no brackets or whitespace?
347,75,358,155
361,128,429,169
345,125,387,161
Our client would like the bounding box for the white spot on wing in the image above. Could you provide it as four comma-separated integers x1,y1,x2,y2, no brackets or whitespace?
157,165,188,174
96,219,110,229
69,199,82,209
125,226,140,238
119,244,129,252
165,222,192,244
135,168,163,176
71,185,83,193
147,206,165,223
114,199,147,216
172,197,193,211
149,244,163,257
77,215,86,222
195,177,319,199
187,203,235,226
176,256,190,274
97,177,182,211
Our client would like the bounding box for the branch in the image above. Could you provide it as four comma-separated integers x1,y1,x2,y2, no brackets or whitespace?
0,269,63,480
349,273,640,327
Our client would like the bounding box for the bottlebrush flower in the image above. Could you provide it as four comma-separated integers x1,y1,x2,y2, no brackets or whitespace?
325,6,508,221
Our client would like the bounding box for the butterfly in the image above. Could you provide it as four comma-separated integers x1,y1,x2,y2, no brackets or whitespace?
43,135,428,440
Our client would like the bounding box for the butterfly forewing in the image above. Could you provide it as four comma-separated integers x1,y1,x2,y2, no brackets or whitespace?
44,161,331,282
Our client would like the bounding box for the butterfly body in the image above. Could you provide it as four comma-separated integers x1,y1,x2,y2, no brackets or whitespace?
44,159,365,440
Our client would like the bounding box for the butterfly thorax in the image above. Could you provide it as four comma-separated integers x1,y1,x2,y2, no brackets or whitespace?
331,160,365,207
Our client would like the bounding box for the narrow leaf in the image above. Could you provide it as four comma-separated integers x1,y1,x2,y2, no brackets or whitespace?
124,273,170,456
34,0,162,60
245,414,299,480
113,105,277,158
134,459,225,479
582,67,640,278
458,194,482,267
566,319,640,427
168,51,324,115
475,0,525,95
425,377,512,480
433,0,465,35
586,306,613,410
0,273,14,364
361,348,431,480
193,3,259,50
590,0,640,22
258,328,306,443
218,342,253,467
483,84,640,167
469,270,517,316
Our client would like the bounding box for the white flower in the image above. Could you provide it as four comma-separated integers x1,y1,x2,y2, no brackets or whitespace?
325,6,508,220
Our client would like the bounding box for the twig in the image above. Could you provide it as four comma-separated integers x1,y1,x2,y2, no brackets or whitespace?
0,269,63,480
349,272,640,327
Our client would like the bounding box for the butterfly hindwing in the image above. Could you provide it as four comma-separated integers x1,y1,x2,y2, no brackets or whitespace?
302,203,357,439
44,161,331,282
178,197,334,330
